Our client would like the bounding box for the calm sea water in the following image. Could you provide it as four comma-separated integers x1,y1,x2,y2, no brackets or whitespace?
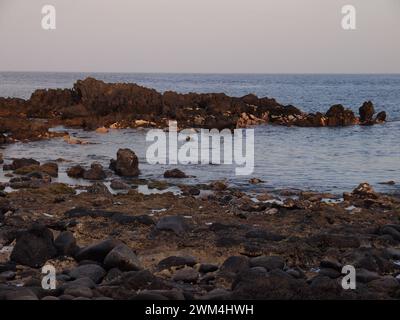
0,72,399,194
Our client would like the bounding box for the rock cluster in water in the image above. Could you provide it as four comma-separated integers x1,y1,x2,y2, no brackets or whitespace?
0,77,387,143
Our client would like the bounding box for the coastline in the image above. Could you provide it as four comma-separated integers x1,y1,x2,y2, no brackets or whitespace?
0,77,399,300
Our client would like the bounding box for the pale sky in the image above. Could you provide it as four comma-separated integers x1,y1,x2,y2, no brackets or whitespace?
0,0,399,73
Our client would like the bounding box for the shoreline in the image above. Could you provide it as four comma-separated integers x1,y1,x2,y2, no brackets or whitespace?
0,149,399,300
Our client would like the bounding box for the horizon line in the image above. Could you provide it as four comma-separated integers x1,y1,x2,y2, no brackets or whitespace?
1,70,400,76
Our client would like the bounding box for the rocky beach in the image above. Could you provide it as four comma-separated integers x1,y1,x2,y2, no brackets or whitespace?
0,78,399,300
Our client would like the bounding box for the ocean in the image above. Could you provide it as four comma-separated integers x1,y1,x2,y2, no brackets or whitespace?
0,72,399,194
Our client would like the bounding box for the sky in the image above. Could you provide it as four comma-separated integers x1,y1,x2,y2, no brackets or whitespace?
0,0,399,73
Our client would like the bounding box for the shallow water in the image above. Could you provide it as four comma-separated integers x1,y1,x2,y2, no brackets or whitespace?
0,72,399,194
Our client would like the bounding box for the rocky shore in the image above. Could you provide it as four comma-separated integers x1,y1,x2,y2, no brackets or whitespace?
0,78,387,143
0,148,399,300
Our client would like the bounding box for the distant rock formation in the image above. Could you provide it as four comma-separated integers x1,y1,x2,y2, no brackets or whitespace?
0,77,387,143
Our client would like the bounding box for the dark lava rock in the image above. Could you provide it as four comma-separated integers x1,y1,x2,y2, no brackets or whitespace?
220,256,250,275
74,238,121,263
172,267,199,283
110,179,129,190
87,182,112,196
359,101,375,123
157,256,197,271
109,148,140,177
54,231,78,257
319,268,341,279
40,162,59,177
116,270,168,291
60,277,96,290
375,111,387,123
164,169,187,179
381,226,400,242
68,264,106,283
5,158,40,171
10,224,57,268
155,216,190,236
199,264,219,274
325,104,357,127
83,162,106,180
2,287,39,300
356,268,381,283
249,256,285,271
63,286,93,299
231,269,308,300
104,244,142,271
67,165,85,178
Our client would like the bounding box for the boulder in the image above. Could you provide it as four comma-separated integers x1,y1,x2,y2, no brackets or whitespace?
67,165,85,178
103,244,142,271
54,231,78,256
68,264,106,284
10,224,57,268
83,162,106,180
155,216,190,236
74,239,121,263
359,101,375,123
325,105,357,126
163,169,187,179
109,149,140,177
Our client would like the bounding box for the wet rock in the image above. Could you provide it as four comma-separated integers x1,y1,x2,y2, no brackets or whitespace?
68,264,106,284
67,165,85,178
359,101,375,123
10,224,57,268
157,256,197,271
155,216,190,236
74,239,121,263
109,148,140,177
104,244,142,271
325,104,357,127
40,162,59,177
172,267,199,283
351,182,379,199
95,127,109,134
249,256,285,271
164,169,187,179
110,179,129,190
54,231,78,257
83,162,106,180
87,182,112,196
375,111,387,123
210,181,228,191
4,158,40,171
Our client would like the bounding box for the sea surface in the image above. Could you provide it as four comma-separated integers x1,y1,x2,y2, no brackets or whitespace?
0,72,399,194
